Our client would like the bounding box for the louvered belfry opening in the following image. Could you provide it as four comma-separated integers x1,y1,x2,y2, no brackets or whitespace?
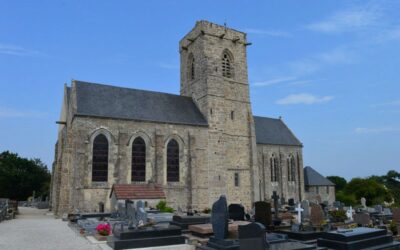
132,137,146,182
92,134,108,182
222,52,232,78
167,139,179,182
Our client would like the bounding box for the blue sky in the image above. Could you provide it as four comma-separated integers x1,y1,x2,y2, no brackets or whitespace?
0,0,399,179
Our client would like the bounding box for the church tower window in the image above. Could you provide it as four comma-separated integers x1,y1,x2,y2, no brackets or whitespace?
290,156,296,182
167,139,180,182
131,137,146,182
188,53,195,81
92,134,108,182
222,51,233,78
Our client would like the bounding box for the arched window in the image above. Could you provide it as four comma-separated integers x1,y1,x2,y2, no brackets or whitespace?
270,155,279,182
188,53,195,81
290,156,296,182
167,139,179,182
132,137,146,182
222,51,233,78
92,134,108,182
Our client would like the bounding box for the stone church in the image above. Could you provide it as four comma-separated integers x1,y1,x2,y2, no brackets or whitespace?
51,21,306,216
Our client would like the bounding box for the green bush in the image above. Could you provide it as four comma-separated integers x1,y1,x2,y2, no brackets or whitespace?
389,221,398,235
156,200,174,213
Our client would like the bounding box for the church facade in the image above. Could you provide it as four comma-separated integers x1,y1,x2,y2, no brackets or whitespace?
51,21,305,216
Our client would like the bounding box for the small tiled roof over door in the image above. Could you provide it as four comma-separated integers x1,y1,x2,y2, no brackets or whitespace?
109,184,166,200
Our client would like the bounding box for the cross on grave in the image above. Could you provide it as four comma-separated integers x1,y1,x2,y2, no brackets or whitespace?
271,191,280,219
295,203,304,224
346,206,354,221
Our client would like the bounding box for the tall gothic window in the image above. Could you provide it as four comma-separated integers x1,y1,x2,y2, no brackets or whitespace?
188,53,195,81
271,156,279,182
131,137,146,182
222,51,233,78
290,156,296,182
92,134,108,182
167,139,179,182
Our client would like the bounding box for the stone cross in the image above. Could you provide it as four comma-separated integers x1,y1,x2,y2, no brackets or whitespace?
346,206,353,221
295,203,304,224
271,191,280,219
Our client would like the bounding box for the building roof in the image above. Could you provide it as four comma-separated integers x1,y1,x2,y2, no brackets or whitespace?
109,184,166,200
74,81,208,126
304,166,335,186
253,116,302,146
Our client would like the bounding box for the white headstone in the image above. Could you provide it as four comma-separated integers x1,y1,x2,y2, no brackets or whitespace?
346,206,353,221
295,203,304,224
361,197,366,208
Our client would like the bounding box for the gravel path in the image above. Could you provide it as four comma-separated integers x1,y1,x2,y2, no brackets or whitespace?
0,207,110,250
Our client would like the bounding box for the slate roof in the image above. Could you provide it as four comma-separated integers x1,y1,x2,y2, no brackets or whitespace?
74,81,208,126
304,166,335,186
109,184,166,200
253,116,302,146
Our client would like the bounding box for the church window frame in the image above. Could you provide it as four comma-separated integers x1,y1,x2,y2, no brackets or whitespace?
271,155,279,182
92,134,109,182
188,53,195,81
166,139,180,182
221,50,234,78
234,172,240,187
131,137,146,182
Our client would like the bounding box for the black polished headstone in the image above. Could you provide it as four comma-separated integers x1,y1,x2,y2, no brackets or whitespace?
228,204,245,221
211,195,229,240
288,198,295,206
238,222,268,250
254,201,272,227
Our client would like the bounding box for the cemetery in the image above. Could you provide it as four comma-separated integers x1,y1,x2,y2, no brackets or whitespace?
50,193,399,250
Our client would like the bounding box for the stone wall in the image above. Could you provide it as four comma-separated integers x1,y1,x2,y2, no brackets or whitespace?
305,185,335,205
257,144,305,204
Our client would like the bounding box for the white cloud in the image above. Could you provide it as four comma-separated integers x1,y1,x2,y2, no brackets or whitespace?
355,127,400,134
0,107,47,118
372,99,400,107
289,47,356,75
252,76,297,87
158,62,179,69
306,6,381,34
243,28,291,37
276,93,334,105
0,43,43,56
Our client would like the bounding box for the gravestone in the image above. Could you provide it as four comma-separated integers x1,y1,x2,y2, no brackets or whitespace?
136,200,147,225
280,197,285,206
117,202,126,218
375,205,383,214
383,208,392,215
126,201,137,229
310,204,324,226
393,208,400,223
211,195,229,239
254,201,272,227
346,206,354,221
295,203,304,224
238,222,268,250
354,213,370,226
228,204,245,221
301,200,310,220
271,191,280,219
198,195,240,250
288,198,295,206
333,201,341,209
361,197,366,208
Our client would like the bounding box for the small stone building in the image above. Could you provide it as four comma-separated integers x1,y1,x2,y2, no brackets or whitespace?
51,20,306,216
109,184,166,211
304,166,335,204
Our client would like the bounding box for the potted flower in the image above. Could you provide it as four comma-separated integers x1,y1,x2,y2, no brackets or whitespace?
95,223,111,241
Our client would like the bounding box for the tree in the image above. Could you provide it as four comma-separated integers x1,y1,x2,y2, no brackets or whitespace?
0,151,51,201
375,170,400,205
345,178,392,206
327,176,347,192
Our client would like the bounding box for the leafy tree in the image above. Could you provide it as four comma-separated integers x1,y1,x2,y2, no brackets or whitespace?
0,151,51,200
375,170,400,205
327,176,347,192
345,178,392,206
335,191,356,206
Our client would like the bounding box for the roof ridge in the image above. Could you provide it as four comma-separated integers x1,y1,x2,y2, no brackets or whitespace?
73,79,191,100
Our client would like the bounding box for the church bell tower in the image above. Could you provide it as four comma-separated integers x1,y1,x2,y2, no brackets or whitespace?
179,21,259,208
